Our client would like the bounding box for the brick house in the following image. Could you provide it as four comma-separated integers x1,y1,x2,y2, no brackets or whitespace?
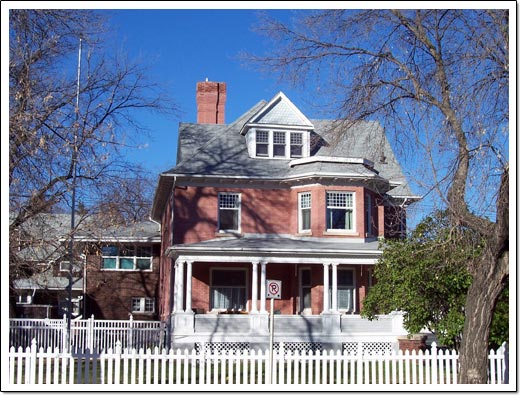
11,214,161,321
151,81,419,352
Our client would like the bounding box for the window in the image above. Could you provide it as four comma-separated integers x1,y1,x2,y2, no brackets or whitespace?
211,269,247,311
326,191,354,231
17,291,33,304
60,261,82,273
300,268,312,313
365,194,372,236
337,269,355,312
255,130,269,157
132,297,155,313
101,245,152,271
273,131,286,157
290,132,303,157
218,193,240,232
298,192,312,232
253,129,308,159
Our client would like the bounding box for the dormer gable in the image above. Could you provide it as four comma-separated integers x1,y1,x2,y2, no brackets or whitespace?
241,92,314,159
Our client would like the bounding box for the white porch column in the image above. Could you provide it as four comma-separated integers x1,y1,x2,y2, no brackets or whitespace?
331,263,338,312
322,262,330,313
185,260,193,313
260,261,267,313
176,260,185,312
173,259,180,312
251,261,259,313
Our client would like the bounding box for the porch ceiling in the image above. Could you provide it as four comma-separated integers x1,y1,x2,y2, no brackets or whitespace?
167,234,382,264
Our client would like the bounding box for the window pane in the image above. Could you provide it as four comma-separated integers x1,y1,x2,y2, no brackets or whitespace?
136,258,151,270
273,144,286,157
290,132,302,144
256,143,268,156
338,270,354,286
256,130,269,143
300,192,311,209
219,193,239,208
136,246,152,257
120,258,134,270
219,210,238,230
102,258,117,269
338,288,353,311
301,209,311,231
213,270,246,286
132,298,141,312
102,246,118,256
273,131,285,144
290,145,302,157
302,287,312,309
144,298,155,312
327,208,347,229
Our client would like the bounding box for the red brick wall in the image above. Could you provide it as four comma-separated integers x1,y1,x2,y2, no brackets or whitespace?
85,246,160,321
172,184,384,243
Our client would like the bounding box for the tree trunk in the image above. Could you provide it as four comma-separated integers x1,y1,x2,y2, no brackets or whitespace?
458,249,508,383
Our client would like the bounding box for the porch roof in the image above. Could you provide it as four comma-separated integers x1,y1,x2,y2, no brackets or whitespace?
167,234,382,264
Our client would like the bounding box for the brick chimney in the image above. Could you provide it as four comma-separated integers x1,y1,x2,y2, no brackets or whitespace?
196,80,226,124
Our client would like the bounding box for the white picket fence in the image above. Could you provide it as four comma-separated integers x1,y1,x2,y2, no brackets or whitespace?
9,315,166,352
8,340,508,385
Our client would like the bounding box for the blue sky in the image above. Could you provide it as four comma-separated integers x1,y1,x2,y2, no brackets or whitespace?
106,8,315,174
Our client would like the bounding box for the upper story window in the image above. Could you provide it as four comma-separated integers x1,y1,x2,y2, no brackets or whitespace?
101,245,152,271
298,192,312,233
326,191,355,231
218,192,241,232
60,260,82,273
251,129,308,159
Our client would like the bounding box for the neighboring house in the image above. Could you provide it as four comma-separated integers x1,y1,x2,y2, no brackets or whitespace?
77,220,161,321
10,213,161,321
151,81,420,352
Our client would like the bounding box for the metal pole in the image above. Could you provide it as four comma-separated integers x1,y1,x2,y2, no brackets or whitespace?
269,297,274,385
66,36,82,352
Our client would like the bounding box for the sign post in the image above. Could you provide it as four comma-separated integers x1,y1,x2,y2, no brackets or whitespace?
266,279,281,384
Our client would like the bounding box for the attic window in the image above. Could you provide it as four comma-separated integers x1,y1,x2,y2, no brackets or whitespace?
252,129,308,159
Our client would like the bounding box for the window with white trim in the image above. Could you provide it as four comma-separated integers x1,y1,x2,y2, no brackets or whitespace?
101,245,152,271
337,269,355,312
290,132,303,157
218,193,240,232
298,192,312,232
273,131,286,157
326,191,355,231
255,130,269,157
132,297,155,313
210,269,247,311
252,129,307,159
60,260,82,273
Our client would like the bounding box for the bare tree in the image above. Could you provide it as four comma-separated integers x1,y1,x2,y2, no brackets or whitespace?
9,10,176,309
245,9,509,383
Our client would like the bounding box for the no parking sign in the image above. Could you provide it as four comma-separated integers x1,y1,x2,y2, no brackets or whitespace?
266,279,281,299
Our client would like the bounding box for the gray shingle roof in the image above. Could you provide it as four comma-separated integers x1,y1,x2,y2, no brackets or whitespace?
152,95,418,220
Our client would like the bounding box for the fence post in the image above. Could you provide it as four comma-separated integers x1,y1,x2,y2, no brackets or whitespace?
61,314,67,353
29,338,37,384
88,315,95,352
431,342,437,385
356,342,363,384
129,315,133,350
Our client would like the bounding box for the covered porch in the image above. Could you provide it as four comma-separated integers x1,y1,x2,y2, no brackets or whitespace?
166,235,408,351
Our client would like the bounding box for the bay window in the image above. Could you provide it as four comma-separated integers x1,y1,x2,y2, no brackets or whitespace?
326,191,355,231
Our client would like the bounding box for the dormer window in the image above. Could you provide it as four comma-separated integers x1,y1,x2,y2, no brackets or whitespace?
251,129,308,159
255,130,269,157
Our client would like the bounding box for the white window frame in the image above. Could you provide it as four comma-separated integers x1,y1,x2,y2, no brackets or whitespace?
132,297,155,313
101,245,153,271
17,290,34,305
253,129,308,159
217,192,241,233
298,192,312,233
325,191,356,233
210,268,248,312
60,260,82,273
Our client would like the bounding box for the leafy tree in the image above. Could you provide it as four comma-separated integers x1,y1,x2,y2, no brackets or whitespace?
247,9,509,383
361,210,508,351
9,10,176,314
